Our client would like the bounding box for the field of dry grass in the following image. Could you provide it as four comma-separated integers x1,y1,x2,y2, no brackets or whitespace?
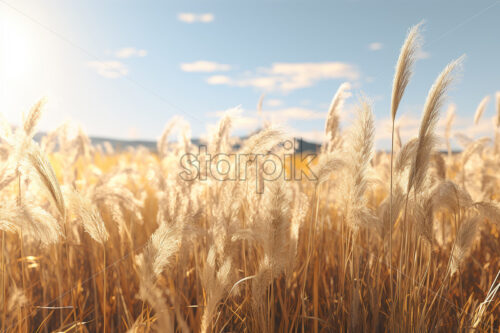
0,24,499,332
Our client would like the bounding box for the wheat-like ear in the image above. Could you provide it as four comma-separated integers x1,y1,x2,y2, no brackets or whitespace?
200,247,234,333
408,56,463,194
157,116,180,158
63,186,108,244
394,122,402,151
419,57,464,139
473,201,500,228
411,192,435,245
25,204,64,244
240,127,286,155
450,216,480,275
391,22,423,121
341,99,376,232
23,98,46,138
461,137,490,166
445,103,456,156
257,93,265,118
0,163,16,192
252,179,292,331
349,100,375,172
0,202,62,245
178,121,192,155
0,204,19,233
324,82,351,151
430,180,473,213
338,100,376,331
387,21,422,281
76,127,93,160
445,104,456,136
395,138,418,175
313,153,344,185
473,95,490,125
134,222,184,332
209,106,240,154
141,222,182,278
454,132,473,148
376,185,404,239
431,152,446,180
103,141,114,155
290,190,308,255
40,129,59,154
22,142,66,220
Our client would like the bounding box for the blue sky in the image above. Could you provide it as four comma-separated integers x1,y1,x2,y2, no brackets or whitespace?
1,0,499,149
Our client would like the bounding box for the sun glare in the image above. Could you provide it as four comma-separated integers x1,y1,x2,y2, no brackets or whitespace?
1,11,33,82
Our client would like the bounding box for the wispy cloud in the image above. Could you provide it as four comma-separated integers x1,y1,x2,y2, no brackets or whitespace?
177,13,214,23
181,61,231,72
375,113,421,143
206,75,232,85
115,47,147,58
266,99,283,107
206,104,327,134
206,62,360,93
415,49,430,59
267,107,326,121
204,98,361,143
457,116,496,139
368,42,383,51
374,110,496,150
127,126,140,139
87,61,128,78
206,109,260,132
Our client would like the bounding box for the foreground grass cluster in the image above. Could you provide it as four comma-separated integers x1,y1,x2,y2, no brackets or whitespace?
1,24,499,332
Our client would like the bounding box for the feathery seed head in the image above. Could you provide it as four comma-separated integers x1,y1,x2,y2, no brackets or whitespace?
474,95,490,125
391,22,423,122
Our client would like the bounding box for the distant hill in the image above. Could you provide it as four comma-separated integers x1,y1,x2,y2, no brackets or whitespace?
33,133,322,153
32,133,465,154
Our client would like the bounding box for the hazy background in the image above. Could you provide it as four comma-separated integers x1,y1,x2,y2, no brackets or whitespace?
1,0,499,149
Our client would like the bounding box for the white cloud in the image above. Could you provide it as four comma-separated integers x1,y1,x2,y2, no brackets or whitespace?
206,106,327,133
287,128,325,143
375,111,461,143
415,49,430,60
178,13,214,23
267,107,326,121
115,47,147,58
266,99,283,107
87,61,128,78
207,110,260,132
374,113,420,142
232,116,260,131
128,126,140,139
374,108,497,150
206,62,359,93
181,61,231,72
457,116,496,139
206,75,232,85
368,42,383,51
